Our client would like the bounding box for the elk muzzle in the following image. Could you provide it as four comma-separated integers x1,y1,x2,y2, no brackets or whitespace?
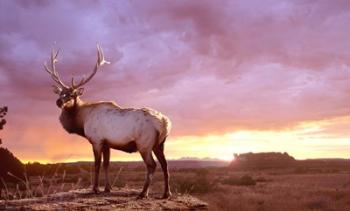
56,99,64,108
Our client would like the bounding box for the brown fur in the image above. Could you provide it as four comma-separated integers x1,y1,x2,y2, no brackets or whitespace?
108,141,138,153
59,105,85,137
59,100,120,138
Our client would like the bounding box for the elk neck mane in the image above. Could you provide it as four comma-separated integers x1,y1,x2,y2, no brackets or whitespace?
59,98,121,137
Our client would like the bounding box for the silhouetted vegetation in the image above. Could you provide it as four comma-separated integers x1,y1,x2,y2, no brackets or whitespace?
0,106,26,199
25,162,82,176
222,174,256,186
171,168,217,194
0,106,8,145
0,147,25,197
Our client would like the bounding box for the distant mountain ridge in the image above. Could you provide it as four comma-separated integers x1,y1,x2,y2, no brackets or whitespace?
62,159,230,170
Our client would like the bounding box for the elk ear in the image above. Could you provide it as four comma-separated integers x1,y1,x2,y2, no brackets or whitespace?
77,87,84,96
52,85,61,94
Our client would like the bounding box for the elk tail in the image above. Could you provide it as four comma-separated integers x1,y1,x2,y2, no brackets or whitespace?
158,116,171,145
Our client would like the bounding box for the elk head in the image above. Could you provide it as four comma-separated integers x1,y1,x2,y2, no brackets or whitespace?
44,45,109,108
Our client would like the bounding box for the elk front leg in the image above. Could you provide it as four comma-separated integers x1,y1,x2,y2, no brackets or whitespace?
92,144,102,194
138,151,156,199
102,144,111,193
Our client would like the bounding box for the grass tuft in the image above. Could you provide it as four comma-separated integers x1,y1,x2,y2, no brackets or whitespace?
222,174,256,186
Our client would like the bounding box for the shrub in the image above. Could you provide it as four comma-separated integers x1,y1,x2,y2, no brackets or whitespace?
294,167,310,174
171,170,216,194
222,174,256,186
0,147,25,191
255,176,270,182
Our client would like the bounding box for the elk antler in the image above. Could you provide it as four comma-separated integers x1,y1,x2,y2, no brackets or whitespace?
44,48,69,89
71,44,110,88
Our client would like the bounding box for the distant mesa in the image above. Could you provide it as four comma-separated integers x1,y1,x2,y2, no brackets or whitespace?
230,152,296,169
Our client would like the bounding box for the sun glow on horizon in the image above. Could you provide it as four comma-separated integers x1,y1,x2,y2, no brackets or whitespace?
165,116,350,161
5,115,350,164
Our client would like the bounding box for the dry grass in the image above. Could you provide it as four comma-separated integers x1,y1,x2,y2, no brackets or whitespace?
199,171,350,211
1,164,350,211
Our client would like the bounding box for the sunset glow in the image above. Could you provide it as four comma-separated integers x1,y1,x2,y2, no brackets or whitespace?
1,1,350,163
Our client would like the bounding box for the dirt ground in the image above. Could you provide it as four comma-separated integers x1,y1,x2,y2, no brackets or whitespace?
0,188,208,210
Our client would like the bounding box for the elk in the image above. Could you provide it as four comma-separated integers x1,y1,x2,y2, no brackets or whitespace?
43,45,171,199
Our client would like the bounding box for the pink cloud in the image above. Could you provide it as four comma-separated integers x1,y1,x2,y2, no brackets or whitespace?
1,0,350,160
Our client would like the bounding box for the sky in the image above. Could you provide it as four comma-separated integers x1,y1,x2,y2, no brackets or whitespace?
1,0,350,163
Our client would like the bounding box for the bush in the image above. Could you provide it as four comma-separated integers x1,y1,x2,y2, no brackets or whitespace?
294,167,310,174
0,147,25,183
171,170,216,194
222,175,256,186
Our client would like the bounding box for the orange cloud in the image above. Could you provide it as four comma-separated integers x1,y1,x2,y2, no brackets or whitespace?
1,0,350,161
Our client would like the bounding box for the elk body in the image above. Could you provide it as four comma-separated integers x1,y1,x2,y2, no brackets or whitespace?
44,46,171,199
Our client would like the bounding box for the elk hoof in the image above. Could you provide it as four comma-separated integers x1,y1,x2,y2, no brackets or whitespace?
104,187,111,193
162,191,172,199
137,192,148,199
92,187,100,194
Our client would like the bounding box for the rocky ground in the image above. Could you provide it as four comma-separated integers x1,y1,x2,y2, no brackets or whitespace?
0,188,208,210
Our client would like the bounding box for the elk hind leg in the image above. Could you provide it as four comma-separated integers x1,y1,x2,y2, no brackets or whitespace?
138,151,156,199
153,141,171,199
